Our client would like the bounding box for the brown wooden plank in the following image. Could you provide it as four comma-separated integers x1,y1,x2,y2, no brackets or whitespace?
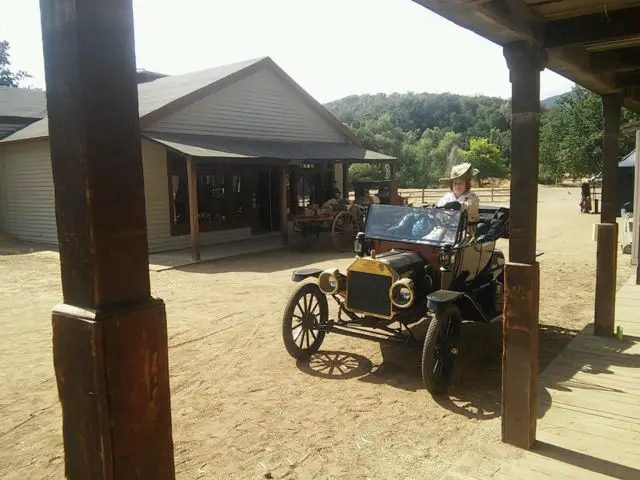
601,94,622,223
594,223,618,336
40,0,151,309
502,261,540,448
186,156,200,261
280,166,289,245
52,309,113,480
503,41,546,264
40,0,176,477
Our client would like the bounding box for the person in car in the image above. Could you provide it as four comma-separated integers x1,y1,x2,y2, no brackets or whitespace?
436,162,480,224
386,162,480,241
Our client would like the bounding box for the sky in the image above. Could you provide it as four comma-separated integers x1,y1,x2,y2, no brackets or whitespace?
1,0,575,103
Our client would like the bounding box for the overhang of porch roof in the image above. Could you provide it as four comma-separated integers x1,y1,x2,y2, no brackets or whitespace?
143,132,397,163
412,0,640,113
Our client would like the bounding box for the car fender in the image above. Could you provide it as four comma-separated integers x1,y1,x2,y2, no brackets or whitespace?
427,290,490,323
291,267,324,282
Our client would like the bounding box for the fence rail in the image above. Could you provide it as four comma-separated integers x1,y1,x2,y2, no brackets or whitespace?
348,187,510,206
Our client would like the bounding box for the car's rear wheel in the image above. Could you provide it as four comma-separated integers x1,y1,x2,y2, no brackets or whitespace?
282,282,328,360
422,304,462,395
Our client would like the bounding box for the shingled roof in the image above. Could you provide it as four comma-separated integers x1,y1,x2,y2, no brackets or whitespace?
0,86,47,119
1,57,361,146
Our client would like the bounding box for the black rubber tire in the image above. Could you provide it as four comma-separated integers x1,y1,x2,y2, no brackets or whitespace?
422,304,462,395
282,282,328,360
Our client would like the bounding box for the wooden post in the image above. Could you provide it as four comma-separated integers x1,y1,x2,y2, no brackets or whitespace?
595,223,618,335
342,161,349,200
502,262,540,448
40,0,175,478
280,165,289,245
633,130,640,283
186,156,200,261
504,41,546,265
601,94,622,224
502,41,546,449
594,94,621,329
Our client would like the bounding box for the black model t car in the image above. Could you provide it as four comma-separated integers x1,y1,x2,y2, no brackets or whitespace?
281,202,516,395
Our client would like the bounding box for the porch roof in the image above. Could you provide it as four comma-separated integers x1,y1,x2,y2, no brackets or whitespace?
412,0,640,113
144,132,396,163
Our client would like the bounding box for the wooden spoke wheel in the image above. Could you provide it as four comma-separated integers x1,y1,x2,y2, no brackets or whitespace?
331,210,361,252
421,304,462,395
282,283,328,360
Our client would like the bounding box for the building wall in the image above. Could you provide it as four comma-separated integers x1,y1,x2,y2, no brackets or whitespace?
0,146,4,232
141,139,251,253
0,138,251,250
146,66,346,143
1,140,57,243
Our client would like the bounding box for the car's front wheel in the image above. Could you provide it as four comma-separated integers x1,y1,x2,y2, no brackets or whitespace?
282,282,328,360
422,304,462,395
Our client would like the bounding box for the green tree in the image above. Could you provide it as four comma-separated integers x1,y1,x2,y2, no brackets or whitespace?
539,85,640,180
0,40,31,87
460,137,508,183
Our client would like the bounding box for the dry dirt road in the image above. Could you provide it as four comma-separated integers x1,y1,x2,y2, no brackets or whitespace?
0,185,633,479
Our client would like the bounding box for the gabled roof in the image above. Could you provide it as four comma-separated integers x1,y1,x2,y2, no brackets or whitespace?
0,86,47,119
0,57,361,146
620,149,636,168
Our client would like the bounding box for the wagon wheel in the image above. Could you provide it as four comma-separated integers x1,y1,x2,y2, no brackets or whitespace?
282,283,328,360
331,210,359,252
421,304,462,395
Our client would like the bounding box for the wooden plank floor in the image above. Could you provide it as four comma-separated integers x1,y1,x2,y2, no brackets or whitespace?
453,274,640,479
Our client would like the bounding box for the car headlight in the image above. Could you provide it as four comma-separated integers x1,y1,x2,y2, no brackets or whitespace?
390,278,415,308
318,268,340,295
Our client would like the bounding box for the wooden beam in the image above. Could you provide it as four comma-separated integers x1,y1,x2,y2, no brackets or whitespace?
186,156,200,261
342,161,350,199
601,93,622,223
593,94,621,336
280,166,289,245
633,130,640,272
411,0,540,44
501,41,545,450
594,224,618,336
591,47,640,73
40,0,175,477
503,41,547,264
544,7,640,49
502,262,540,449
616,71,640,89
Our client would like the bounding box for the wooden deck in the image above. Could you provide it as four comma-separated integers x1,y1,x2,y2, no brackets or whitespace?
454,274,640,479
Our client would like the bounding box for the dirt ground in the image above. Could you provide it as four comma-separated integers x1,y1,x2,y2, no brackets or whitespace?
0,185,634,479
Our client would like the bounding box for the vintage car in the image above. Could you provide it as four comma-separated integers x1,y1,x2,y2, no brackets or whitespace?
281,201,517,395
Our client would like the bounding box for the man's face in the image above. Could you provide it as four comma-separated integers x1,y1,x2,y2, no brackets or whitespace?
452,179,466,196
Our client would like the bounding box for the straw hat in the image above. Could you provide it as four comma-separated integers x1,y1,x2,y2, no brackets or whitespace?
438,162,479,185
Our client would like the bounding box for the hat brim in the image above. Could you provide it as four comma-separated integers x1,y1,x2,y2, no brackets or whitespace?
438,166,479,185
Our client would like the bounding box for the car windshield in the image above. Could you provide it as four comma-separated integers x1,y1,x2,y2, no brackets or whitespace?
364,204,464,246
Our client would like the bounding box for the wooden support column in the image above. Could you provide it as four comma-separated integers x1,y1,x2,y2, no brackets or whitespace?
186,156,200,261
502,41,546,449
593,94,622,334
594,224,618,335
635,130,640,283
502,262,540,448
601,94,622,224
280,165,289,245
632,129,640,270
40,0,175,478
342,161,350,200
